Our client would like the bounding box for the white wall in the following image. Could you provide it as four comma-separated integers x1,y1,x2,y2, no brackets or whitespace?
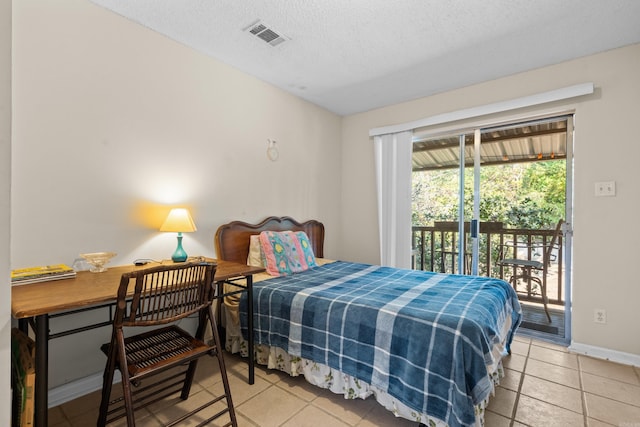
1,0,11,423
10,0,639,402
11,0,342,388
341,43,640,357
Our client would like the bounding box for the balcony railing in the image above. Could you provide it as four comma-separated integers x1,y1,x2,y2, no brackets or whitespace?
412,222,564,305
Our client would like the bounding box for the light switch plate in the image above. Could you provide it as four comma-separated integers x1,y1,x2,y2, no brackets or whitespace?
595,181,616,197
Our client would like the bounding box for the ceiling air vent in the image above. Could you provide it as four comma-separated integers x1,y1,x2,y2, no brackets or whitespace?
244,20,289,47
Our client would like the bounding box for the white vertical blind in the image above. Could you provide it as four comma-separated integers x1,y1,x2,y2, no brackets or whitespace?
374,131,413,268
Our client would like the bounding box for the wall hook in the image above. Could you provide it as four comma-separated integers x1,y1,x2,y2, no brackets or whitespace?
267,139,279,161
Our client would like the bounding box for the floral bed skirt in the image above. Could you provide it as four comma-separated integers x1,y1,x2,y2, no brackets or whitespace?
224,309,503,426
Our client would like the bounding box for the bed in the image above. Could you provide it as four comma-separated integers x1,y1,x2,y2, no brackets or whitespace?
215,216,522,427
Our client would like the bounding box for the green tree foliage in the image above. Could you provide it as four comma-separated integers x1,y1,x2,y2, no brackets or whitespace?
412,160,565,229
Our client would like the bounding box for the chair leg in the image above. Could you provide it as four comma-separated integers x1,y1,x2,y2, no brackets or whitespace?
532,277,552,323
97,343,117,427
116,331,137,427
180,359,199,400
181,309,208,399
543,298,552,323
508,266,553,324
527,275,551,323
208,308,238,427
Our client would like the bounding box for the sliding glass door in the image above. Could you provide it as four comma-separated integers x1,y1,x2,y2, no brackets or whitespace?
412,128,485,276
412,115,573,342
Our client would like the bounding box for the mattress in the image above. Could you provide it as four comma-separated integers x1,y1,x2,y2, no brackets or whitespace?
223,260,520,427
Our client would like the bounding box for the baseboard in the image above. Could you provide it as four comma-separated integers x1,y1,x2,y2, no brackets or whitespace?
569,341,640,367
48,371,121,408
50,341,639,408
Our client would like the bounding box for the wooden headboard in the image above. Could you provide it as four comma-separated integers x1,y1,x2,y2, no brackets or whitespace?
214,216,325,264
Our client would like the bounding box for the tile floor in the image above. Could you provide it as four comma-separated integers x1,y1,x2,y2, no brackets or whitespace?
49,334,640,426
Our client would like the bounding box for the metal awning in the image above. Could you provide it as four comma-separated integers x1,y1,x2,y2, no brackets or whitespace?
412,118,568,172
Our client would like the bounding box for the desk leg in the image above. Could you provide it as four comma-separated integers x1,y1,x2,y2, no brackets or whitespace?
34,314,49,427
247,275,254,385
18,318,28,334
215,280,226,344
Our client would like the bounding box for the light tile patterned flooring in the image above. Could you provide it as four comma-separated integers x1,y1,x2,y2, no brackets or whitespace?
50,335,640,426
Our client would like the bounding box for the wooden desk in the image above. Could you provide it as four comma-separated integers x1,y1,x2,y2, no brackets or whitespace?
11,259,264,427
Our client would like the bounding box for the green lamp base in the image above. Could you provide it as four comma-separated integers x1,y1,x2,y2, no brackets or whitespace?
171,233,188,262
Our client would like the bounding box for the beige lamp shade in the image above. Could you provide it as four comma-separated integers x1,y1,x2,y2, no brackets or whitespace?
159,208,197,233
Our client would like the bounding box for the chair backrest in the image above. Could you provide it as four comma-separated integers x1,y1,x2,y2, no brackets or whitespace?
115,262,216,328
543,220,564,265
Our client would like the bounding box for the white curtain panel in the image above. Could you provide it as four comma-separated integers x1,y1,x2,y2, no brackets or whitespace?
373,131,413,268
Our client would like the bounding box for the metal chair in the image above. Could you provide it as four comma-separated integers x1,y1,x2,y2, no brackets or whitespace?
499,220,564,323
97,262,237,427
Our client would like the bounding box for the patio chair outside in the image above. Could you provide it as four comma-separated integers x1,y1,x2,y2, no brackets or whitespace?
499,219,564,323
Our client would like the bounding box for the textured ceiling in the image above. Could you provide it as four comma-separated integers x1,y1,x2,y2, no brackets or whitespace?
90,0,640,116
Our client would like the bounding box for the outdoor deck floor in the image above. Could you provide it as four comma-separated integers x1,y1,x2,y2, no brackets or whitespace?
519,302,566,343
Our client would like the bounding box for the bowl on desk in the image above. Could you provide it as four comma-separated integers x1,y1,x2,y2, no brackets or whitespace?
80,252,117,273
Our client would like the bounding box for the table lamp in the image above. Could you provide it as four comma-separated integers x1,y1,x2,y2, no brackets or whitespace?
159,208,197,262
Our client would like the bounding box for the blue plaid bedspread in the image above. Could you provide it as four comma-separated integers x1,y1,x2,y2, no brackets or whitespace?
239,261,521,427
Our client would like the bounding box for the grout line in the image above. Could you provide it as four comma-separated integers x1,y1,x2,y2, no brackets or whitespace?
577,356,590,427
234,411,260,427
509,338,531,426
